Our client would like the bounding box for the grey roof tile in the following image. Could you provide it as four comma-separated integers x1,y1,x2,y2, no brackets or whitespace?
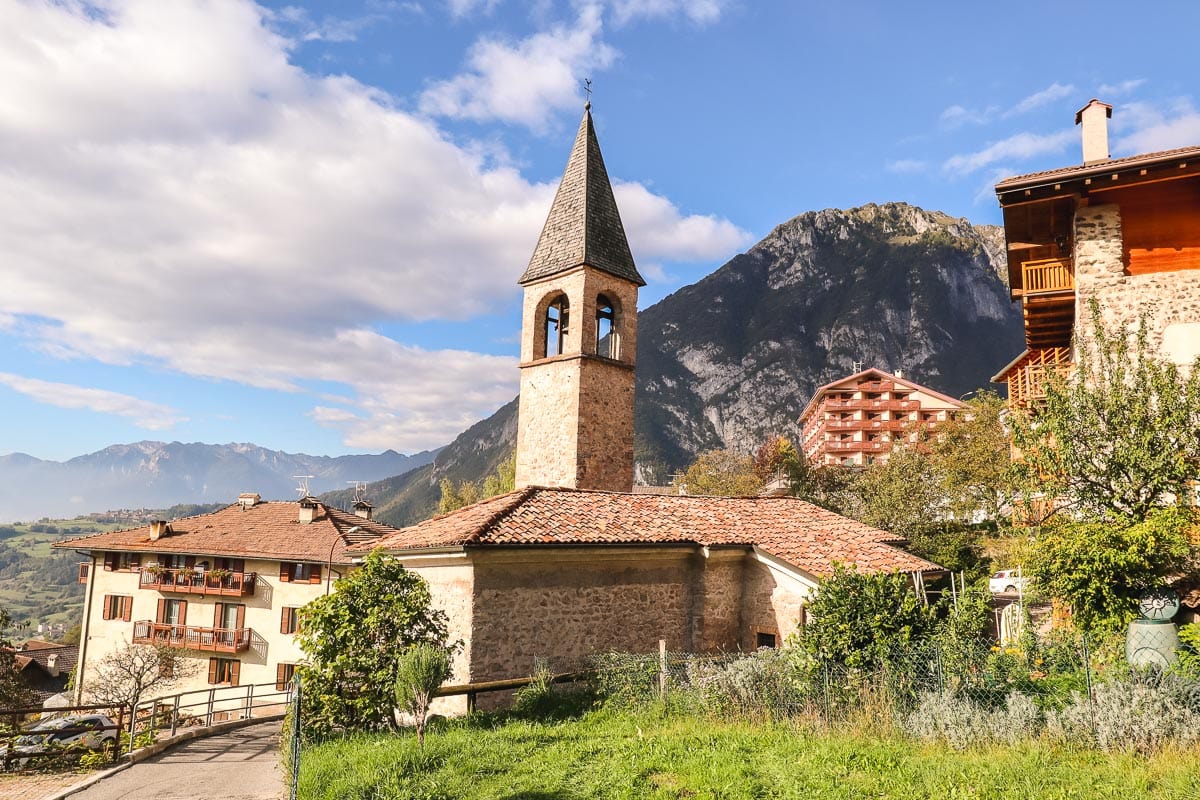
520,107,645,287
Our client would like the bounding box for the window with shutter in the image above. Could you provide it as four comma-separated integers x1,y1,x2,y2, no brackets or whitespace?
276,663,296,691
102,595,115,620
279,562,291,582
309,564,321,584
121,596,132,622
281,607,298,634
229,660,240,686
103,553,117,571
208,658,218,684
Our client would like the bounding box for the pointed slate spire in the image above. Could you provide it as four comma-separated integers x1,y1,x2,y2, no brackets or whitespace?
520,105,645,287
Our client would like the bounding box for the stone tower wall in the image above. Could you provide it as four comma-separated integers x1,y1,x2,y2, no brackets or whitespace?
1074,203,1200,366
515,268,639,491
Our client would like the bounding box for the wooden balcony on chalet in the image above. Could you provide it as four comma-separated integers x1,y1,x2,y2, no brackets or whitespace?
996,347,1073,410
131,621,252,653
856,380,896,392
1016,258,1075,349
139,568,257,597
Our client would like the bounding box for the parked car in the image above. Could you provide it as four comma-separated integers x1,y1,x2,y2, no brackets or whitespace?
989,569,1031,595
1,714,118,769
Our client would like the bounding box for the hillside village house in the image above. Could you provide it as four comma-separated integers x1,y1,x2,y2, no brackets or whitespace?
348,105,942,710
797,368,964,467
57,104,942,712
55,493,394,700
992,99,1200,409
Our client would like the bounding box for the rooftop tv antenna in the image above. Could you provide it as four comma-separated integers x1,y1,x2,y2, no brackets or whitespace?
293,475,314,497
348,481,368,504
851,360,864,373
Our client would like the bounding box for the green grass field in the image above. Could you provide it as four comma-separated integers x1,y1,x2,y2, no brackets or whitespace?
298,707,1200,800
0,518,123,632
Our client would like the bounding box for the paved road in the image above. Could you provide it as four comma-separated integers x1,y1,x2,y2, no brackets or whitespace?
68,721,283,800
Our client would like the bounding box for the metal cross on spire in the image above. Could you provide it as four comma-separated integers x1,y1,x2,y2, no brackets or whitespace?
584,77,592,109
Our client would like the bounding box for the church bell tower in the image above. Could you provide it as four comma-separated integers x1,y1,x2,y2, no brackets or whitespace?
514,103,644,493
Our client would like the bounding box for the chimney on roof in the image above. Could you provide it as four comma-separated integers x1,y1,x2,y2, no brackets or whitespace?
237,492,261,510
1076,99,1112,165
46,653,59,677
298,496,319,524
352,499,373,521
148,520,170,541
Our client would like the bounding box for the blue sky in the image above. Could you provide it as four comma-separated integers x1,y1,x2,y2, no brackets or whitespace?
1,0,1197,461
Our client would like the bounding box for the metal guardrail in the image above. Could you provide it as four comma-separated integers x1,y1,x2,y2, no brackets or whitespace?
129,681,293,750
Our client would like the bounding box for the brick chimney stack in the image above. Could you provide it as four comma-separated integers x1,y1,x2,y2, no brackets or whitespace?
1076,99,1113,165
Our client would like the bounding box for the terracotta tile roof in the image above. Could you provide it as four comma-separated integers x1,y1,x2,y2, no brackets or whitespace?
520,106,645,287
52,501,396,564
995,145,1200,193
354,487,941,578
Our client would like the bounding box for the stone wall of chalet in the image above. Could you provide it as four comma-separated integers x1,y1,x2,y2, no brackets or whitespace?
1075,203,1200,367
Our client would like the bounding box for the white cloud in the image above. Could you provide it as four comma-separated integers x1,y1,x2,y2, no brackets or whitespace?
420,5,616,129
613,182,750,264
1098,79,1146,97
1113,99,1200,154
942,129,1075,177
885,158,928,175
609,0,726,25
0,0,743,451
0,372,186,430
1005,82,1075,117
446,0,501,17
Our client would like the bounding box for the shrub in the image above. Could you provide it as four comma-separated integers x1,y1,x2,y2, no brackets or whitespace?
905,690,1044,750
394,643,452,747
1046,677,1200,753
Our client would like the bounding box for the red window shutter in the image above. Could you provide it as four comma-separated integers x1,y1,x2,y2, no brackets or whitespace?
279,563,290,582
276,663,286,691
235,605,245,630
232,559,245,574
208,658,218,684
103,553,116,571
213,604,223,628
230,660,240,686
156,598,166,624
122,597,132,622
102,595,113,620
280,608,288,634
178,600,187,626
309,564,321,585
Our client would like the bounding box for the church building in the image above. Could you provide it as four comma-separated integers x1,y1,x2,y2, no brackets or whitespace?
356,104,942,707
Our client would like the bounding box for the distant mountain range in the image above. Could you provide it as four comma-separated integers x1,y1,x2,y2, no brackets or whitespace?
0,441,437,522
325,202,1024,527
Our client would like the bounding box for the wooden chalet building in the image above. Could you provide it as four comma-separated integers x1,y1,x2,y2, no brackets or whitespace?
993,99,1200,408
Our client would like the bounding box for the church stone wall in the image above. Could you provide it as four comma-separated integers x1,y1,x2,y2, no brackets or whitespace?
689,548,746,652
401,554,475,715
738,556,814,649
1074,203,1200,364
467,548,696,686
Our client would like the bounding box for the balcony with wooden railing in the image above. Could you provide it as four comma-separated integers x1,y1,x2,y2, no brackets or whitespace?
139,568,257,597
822,398,920,412
1018,257,1074,297
1001,347,1073,409
131,621,252,653
824,440,889,453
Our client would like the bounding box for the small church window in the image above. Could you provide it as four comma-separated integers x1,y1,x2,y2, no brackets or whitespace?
596,294,617,358
542,295,570,358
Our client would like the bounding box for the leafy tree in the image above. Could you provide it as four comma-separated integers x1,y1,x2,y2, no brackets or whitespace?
928,391,1015,525
0,606,33,710
674,449,764,497
438,454,516,514
1026,507,1196,633
393,643,452,747
86,642,193,714
1010,303,1200,522
799,564,934,670
296,550,450,736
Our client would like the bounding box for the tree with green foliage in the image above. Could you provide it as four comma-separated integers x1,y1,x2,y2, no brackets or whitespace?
394,643,452,747
296,550,451,736
438,454,516,514
0,606,33,710
799,564,934,670
1010,304,1200,522
1026,507,1196,633
675,449,764,497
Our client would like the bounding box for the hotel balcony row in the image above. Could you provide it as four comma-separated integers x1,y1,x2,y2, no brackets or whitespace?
131,621,252,653
819,398,921,412
76,563,257,597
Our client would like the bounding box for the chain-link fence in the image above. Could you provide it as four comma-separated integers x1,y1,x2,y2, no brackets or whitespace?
588,627,1200,753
